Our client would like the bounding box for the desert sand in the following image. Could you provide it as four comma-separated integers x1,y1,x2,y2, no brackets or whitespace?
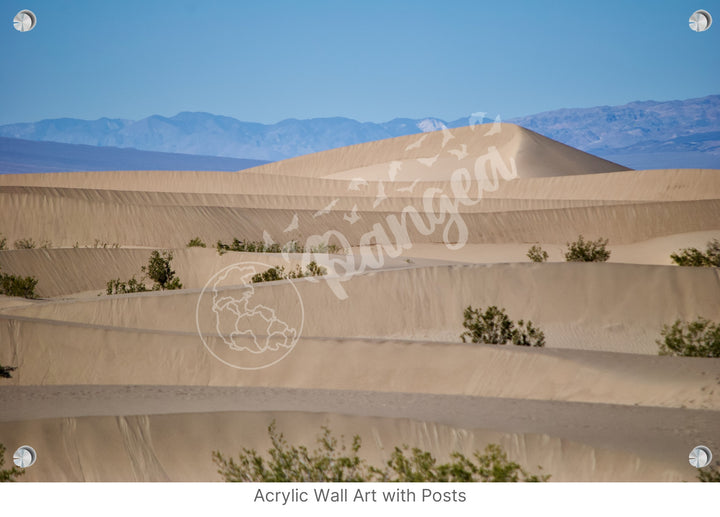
1,123,719,481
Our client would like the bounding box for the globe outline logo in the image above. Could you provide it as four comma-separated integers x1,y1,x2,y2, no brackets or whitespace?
195,261,304,370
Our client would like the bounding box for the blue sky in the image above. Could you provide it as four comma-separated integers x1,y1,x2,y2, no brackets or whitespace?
1,0,719,125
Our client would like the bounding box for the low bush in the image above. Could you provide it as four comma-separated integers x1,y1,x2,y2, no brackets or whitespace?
564,235,610,262
106,276,148,295
461,305,545,347
105,251,182,294
0,269,38,299
670,239,720,267
657,317,720,357
13,238,36,250
698,464,720,482
142,251,182,290
251,261,327,283
216,238,342,256
0,364,17,379
187,237,207,248
213,421,548,482
0,234,7,250
527,245,548,263
0,443,24,482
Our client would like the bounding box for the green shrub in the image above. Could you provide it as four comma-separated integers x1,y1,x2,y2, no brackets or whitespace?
213,421,548,482
216,238,341,256
461,305,545,347
13,238,36,250
698,464,720,482
106,251,182,294
0,268,38,299
564,235,610,262
187,237,207,248
142,251,182,290
657,317,720,357
527,245,548,263
251,261,327,283
216,239,283,255
0,364,17,379
106,276,148,295
671,239,720,267
0,234,7,250
0,443,24,482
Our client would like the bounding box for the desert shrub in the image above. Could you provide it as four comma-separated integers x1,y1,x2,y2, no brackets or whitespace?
88,239,119,249
106,251,182,295
698,464,720,482
512,320,547,347
461,305,545,347
0,443,24,482
13,238,36,250
216,239,283,254
657,317,720,357
106,276,148,295
527,245,548,263
670,239,720,267
0,269,38,299
142,251,182,290
0,364,17,379
564,235,610,262
252,261,326,283
213,421,548,482
0,234,7,250
216,238,341,256
187,237,207,248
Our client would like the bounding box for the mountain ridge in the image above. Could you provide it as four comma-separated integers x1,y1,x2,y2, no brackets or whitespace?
0,95,718,169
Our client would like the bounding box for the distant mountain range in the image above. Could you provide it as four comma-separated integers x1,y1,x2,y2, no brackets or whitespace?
0,95,718,171
0,137,267,174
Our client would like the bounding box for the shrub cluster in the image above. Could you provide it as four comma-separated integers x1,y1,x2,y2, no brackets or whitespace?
216,238,342,256
0,364,17,379
527,245,548,263
461,305,545,347
564,235,610,262
213,421,548,482
0,443,24,482
0,234,6,250
251,261,327,283
13,238,36,250
657,317,720,358
670,239,720,267
187,237,207,248
698,464,720,482
0,269,38,299
106,251,182,294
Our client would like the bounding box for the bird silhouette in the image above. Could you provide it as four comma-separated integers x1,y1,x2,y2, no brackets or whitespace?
441,127,455,148
405,134,428,151
388,160,403,181
283,213,299,233
373,181,387,208
417,155,439,167
448,144,468,160
397,179,420,193
343,204,360,224
485,115,502,136
313,198,339,218
347,177,369,191
262,230,275,247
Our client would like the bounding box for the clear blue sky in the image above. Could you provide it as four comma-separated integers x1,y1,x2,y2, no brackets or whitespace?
1,0,719,125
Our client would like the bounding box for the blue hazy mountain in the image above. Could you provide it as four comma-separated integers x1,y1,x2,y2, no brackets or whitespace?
0,137,267,174
0,95,717,170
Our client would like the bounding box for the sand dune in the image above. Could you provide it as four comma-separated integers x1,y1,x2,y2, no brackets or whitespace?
1,125,719,482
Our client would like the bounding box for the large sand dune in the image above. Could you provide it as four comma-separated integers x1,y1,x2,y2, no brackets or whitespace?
1,123,719,481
